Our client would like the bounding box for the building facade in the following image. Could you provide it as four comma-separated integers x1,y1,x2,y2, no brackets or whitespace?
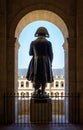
18,69,65,97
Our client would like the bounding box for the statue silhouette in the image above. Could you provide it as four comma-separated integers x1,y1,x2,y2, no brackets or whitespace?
26,27,53,96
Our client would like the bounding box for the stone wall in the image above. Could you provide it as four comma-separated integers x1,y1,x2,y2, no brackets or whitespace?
0,0,7,124
0,0,83,124
77,0,83,123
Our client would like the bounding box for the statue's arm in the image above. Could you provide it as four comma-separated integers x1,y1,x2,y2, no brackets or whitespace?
48,42,53,63
29,42,34,56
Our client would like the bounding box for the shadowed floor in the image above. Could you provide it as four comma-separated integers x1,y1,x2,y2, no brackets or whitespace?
0,124,83,130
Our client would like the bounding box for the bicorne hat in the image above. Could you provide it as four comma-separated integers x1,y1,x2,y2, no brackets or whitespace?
35,27,49,37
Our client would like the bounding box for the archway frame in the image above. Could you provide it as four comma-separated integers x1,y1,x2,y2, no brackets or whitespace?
7,6,77,123
14,10,69,93
15,10,69,38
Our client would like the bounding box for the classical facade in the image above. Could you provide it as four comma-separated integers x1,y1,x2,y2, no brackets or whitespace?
0,0,83,125
18,69,65,97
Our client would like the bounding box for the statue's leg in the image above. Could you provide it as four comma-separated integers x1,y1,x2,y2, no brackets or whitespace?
34,82,40,94
41,82,46,94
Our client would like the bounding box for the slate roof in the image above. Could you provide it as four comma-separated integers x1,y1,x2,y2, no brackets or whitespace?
18,68,64,78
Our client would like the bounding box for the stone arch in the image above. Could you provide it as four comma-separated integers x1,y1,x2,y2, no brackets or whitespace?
15,10,68,39
5,3,78,124
9,2,72,38
13,10,69,94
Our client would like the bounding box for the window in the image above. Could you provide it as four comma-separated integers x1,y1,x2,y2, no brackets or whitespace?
60,81,64,87
21,81,24,87
55,81,59,87
26,81,29,87
55,92,59,97
26,92,29,96
51,92,54,96
21,92,25,96
61,92,64,97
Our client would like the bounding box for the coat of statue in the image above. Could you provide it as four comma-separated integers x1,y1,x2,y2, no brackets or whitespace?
26,27,53,94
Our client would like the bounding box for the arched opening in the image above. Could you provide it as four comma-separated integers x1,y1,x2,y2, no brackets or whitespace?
55,92,59,97
15,10,69,93
26,81,29,87
56,81,59,87
26,92,29,96
51,92,54,96
61,92,64,97
14,10,69,124
18,20,64,69
21,81,24,88
21,92,25,96
15,10,68,38
18,20,65,100
60,81,64,87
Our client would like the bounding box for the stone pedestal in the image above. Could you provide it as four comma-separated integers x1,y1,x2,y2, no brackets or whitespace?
30,98,52,123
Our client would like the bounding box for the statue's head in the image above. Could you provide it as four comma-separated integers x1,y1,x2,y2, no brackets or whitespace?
35,27,49,37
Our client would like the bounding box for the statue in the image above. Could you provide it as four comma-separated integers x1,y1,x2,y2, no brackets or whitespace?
26,27,53,98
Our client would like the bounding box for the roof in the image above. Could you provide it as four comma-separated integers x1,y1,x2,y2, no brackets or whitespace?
18,68,64,78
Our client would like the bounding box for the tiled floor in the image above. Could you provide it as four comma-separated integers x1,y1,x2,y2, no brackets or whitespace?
0,124,83,130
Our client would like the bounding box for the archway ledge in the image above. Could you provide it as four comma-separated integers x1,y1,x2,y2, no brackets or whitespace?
15,10,69,39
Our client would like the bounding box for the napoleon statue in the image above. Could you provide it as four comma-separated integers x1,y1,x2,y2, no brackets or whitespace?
26,27,53,97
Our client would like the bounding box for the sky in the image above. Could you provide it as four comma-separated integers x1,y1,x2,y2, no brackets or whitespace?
18,20,64,69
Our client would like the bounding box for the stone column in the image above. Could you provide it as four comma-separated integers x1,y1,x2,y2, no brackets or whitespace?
24,81,26,88
15,39,20,93
14,39,20,123
0,0,7,124
7,38,20,93
19,81,21,88
7,37,16,93
77,0,83,123
67,37,77,123
58,81,60,88
68,37,77,93
63,38,68,93
6,37,20,124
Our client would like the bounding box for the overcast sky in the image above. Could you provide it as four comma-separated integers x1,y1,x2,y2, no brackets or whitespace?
18,20,64,69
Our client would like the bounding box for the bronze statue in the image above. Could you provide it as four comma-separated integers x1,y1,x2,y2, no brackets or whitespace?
26,27,53,97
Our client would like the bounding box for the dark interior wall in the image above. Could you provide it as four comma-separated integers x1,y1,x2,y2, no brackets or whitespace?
0,0,83,124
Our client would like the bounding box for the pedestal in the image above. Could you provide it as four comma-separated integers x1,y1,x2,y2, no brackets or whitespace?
30,97,52,123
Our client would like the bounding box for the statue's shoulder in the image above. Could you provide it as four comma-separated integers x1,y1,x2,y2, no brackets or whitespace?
31,38,39,43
